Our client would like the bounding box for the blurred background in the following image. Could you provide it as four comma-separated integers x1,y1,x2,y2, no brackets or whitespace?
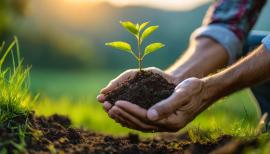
1,0,270,135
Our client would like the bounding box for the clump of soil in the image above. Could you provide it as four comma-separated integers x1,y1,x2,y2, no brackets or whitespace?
105,70,176,109
0,113,262,154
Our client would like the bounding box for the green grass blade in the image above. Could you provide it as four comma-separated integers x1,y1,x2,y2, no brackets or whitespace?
0,41,16,67
14,36,21,63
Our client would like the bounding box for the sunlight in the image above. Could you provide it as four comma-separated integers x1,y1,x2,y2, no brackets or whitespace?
65,0,211,11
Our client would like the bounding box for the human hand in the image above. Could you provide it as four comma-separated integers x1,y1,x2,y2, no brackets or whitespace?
106,77,214,132
96,67,179,113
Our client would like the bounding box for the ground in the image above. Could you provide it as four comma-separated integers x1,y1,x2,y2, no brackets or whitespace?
2,113,268,154
31,70,260,135
1,69,269,153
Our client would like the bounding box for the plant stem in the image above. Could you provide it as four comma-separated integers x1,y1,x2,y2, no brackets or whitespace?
137,35,142,71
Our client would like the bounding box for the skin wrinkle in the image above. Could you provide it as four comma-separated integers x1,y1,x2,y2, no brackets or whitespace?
98,37,230,132
97,0,270,133
167,37,228,82
98,38,270,132
204,46,270,104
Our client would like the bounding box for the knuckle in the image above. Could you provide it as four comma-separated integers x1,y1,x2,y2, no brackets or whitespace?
161,103,174,115
108,111,114,118
111,106,120,114
155,107,169,118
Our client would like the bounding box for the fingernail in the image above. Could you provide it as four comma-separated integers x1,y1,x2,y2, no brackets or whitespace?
104,102,111,109
147,109,159,121
97,94,105,101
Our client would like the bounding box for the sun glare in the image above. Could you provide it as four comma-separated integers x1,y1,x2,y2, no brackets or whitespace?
65,0,211,11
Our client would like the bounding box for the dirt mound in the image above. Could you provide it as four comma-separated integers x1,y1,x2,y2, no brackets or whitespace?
0,114,260,154
105,71,176,109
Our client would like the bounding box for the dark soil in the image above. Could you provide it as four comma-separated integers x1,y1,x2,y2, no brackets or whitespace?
0,113,261,154
105,71,176,109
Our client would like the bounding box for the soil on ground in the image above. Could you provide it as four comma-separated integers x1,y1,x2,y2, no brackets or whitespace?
0,114,260,154
105,71,176,109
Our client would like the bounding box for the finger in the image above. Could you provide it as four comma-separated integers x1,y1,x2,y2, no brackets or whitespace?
115,101,148,122
116,101,170,131
103,101,112,112
109,106,148,132
109,107,134,128
114,103,159,132
110,106,155,132
164,110,188,131
97,94,106,103
100,70,137,94
147,89,188,121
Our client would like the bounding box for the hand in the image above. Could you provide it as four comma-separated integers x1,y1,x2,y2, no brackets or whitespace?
96,67,179,115
106,77,214,132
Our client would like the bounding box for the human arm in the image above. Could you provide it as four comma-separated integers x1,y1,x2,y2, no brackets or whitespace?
97,0,267,131
98,0,267,99
110,44,270,132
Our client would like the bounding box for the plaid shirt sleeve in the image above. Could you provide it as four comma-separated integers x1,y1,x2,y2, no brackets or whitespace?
262,35,270,51
191,0,267,63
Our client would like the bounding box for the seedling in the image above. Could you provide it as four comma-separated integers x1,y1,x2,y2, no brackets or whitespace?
105,21,165,71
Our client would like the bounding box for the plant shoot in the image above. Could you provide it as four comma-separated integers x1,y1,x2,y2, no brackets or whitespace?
105,21,165,71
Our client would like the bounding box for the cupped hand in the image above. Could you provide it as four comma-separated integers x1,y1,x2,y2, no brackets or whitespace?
96,67,178,113
106,77,213,132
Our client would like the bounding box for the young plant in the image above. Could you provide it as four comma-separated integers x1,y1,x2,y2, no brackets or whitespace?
105,21,165,71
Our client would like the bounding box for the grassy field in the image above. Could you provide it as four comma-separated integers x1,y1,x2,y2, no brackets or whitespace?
2,40,269,153
31,70,261,136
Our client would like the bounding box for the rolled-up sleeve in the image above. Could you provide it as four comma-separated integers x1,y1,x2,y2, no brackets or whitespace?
262,35,270,52
192,0,266,64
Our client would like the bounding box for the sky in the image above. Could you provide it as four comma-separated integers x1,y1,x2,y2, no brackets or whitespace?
65,0,212,11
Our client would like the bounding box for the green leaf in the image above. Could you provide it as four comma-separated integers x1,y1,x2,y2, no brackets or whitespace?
105,41,133,53
141,26,158,43
136,23,140,30
120,21,138,35
139,21,149,32
143,43,165,57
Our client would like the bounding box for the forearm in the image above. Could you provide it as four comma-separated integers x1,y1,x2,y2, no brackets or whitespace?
204,45,270,103
166,37,229,83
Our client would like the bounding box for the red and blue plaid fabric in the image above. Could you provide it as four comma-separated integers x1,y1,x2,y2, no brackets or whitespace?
203,0,267,41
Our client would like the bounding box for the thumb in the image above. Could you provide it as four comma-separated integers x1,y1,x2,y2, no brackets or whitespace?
147,91,187,121
100,70,137,94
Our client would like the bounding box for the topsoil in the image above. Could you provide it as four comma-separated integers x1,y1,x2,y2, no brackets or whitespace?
105,71,176,109
0,113,260,154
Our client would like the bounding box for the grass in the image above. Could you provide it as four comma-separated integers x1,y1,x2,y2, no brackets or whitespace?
0,38,268,153
0,38,37,153
0,37,36,126
33,84,270,152
32,69,260,136
33,90,259,134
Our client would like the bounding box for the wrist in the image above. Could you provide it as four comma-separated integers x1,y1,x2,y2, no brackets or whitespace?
201,74,232,104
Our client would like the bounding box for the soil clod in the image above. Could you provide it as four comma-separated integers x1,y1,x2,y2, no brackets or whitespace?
105,71,176,109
